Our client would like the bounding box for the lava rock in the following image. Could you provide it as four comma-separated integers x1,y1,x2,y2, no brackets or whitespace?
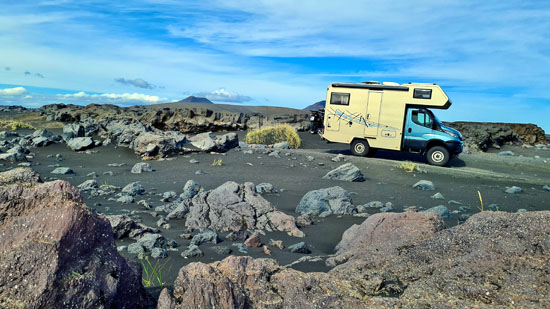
322,163,365,182
296,186,355,217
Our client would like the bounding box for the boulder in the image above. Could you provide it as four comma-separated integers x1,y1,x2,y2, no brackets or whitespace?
185,181,304,237
322,163,365,182
131,162,153,173
131,131,186,158
190,132,239,152
63,123,85,140
67,137,95,151
0,167,41,186
296,186,355,217
0,170,151,308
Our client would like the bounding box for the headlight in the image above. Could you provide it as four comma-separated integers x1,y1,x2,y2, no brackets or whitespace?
443,130,458,138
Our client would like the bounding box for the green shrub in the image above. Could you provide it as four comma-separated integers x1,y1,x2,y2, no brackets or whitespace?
0,120,36,131
245,124,301,149
396,161,417,173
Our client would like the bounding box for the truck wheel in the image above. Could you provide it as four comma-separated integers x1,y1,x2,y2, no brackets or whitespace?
426,146,450,166
351,139,370,157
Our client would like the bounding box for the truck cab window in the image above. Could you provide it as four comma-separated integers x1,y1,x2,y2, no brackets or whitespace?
412,110,433,128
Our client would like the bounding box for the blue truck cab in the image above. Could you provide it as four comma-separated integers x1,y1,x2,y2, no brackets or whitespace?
403,108,463,166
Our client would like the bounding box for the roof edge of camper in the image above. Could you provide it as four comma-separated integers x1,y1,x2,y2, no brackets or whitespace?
332,83,409,91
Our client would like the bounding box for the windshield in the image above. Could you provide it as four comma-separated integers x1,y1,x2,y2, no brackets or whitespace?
426,109,442,128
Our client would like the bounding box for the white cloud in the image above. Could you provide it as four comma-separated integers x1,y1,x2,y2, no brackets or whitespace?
0,86,28,95
197,88,252,103
60,91,167,104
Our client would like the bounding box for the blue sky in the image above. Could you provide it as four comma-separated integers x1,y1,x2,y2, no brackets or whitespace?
1,0,549,131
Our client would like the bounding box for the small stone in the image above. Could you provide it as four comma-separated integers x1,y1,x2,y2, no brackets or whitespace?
431,192,445,200
268,239,284,250
103,171,114,176
412,180,435,191
295,214,313,228
211,246,232,255
195,170,207,175
421,205,451,219
231,243,248,254
137,200,152,209
448,200,462,205
117,195,135,204
189,159,199,164
122,182,145,196
364,201,384,208
51,167,74,175
498,151,515,156
86,172,98,178
542,185,550,191
263,246,271,255
306,156,315,162
190,229,220,246
181,245,203,258
151,248,168,259
225,230,251,241
256,183,276,194
127,243,145,256
288,242,311,254
380,202,395,213
488,204,500,211
505,186,523,194
179,233,192,240
517,209,528,213
331,154,346,162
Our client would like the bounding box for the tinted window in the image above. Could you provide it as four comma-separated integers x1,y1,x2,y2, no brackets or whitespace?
330,92,350,105
413,88,432,99
412,110,433,128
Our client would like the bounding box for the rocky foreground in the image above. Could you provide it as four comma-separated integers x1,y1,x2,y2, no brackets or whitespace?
1,168,549,308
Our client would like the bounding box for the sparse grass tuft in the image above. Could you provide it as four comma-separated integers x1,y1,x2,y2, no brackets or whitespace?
0,120,36,131
477,190,484,211
141,256,169,288
245,124,301,149
212,159,223,166
396,161,417,173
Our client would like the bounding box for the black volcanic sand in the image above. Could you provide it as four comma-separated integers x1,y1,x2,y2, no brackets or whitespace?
2,130,550,287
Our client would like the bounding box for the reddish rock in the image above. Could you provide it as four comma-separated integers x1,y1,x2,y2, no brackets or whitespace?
0,168,151,308
263,245,271,256
244,233,261,248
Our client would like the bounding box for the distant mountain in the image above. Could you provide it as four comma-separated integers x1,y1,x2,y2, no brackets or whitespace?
304,100,325,111
177,96,214,104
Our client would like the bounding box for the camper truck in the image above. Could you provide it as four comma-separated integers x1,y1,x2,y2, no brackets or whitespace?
322,81,463,166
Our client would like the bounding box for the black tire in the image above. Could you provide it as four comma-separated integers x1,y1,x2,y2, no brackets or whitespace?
351,139,370,157
426,146,450,166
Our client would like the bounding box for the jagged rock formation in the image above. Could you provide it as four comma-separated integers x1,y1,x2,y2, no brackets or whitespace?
447,121,547,150
158,210,550,308
0,168,151,308
39,102,309,133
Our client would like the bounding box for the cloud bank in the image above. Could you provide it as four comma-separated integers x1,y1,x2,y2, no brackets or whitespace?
0,86,28,96
115,77,155,89
196,88,252,103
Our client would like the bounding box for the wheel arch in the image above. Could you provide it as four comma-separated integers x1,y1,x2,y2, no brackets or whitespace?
425,139,448,153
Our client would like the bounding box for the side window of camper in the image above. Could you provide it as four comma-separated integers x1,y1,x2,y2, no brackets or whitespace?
413,88,432,99
330,92,350,105
412,110,433,128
